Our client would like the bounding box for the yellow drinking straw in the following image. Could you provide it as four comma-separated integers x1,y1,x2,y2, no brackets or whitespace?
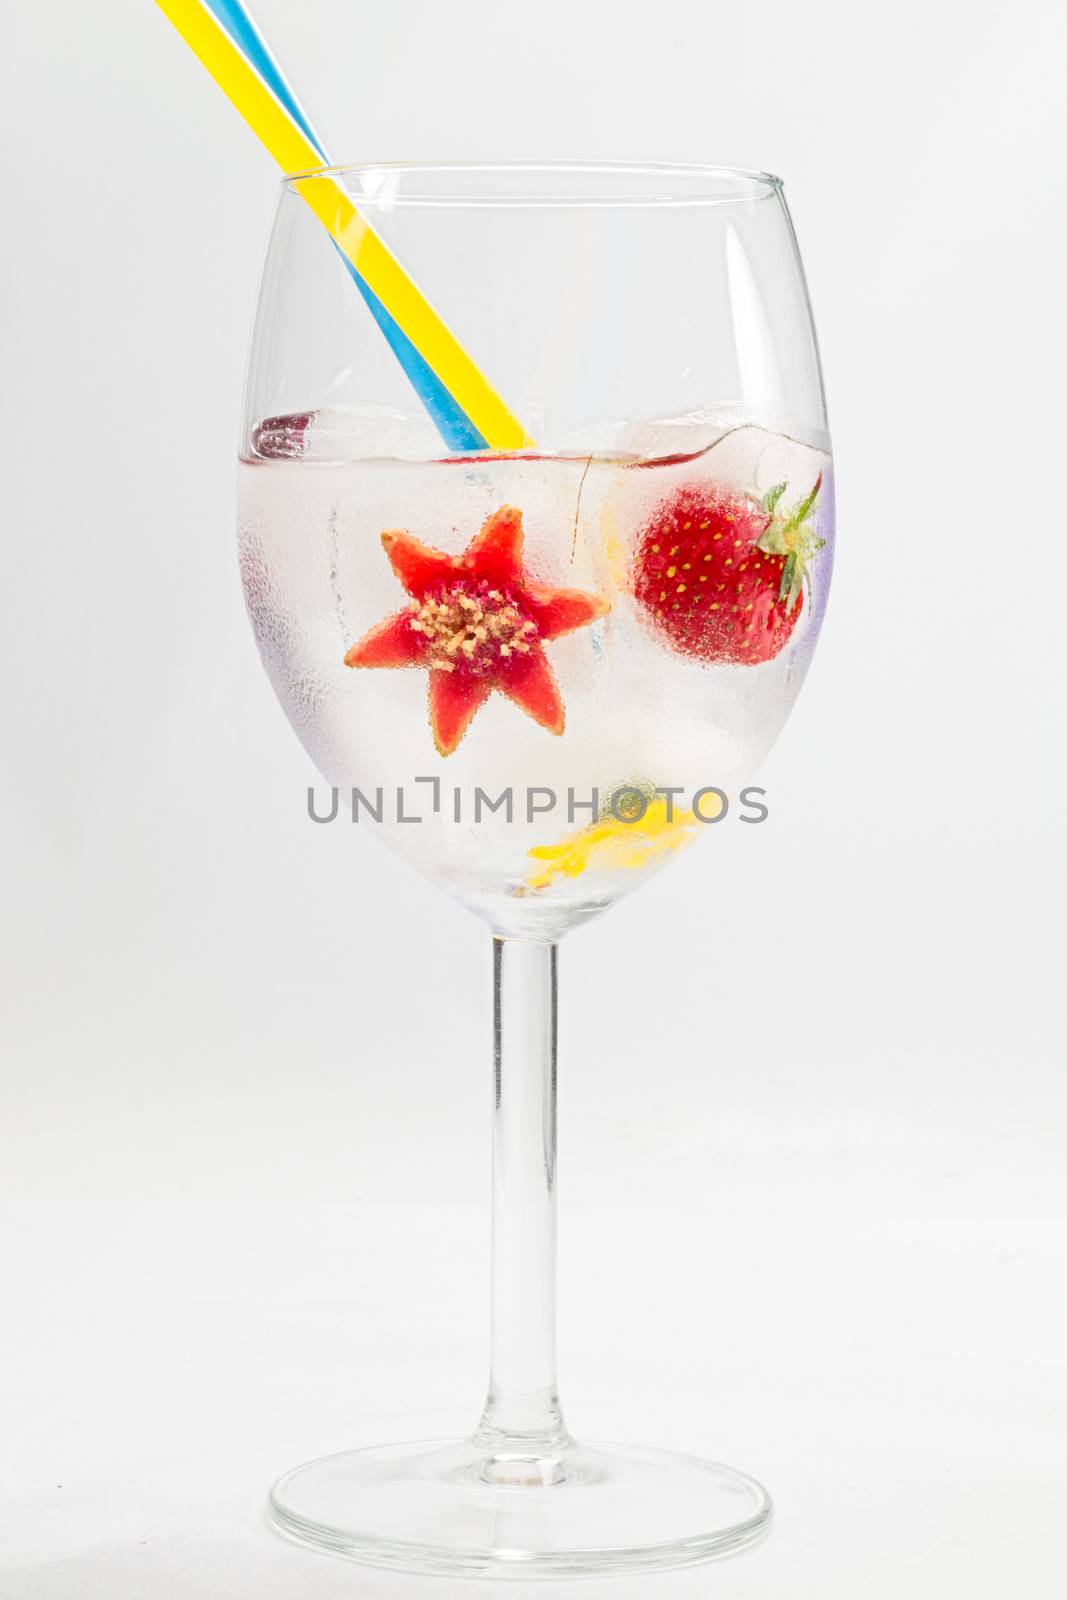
155,0,532,451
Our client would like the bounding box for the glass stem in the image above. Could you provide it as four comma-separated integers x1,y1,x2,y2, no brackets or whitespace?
473,935,570,1481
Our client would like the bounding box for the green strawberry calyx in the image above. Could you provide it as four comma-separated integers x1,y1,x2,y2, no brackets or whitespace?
756,474,826,611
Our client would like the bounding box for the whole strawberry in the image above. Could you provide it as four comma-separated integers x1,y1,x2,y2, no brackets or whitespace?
633,477,823,665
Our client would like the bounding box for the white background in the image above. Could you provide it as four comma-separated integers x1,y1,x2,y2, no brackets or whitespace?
1,0,1064,1595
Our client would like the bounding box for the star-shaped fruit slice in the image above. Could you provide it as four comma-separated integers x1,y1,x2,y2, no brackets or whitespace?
344,505,610,756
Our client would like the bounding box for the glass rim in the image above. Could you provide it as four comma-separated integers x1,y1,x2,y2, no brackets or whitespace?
280,159,784,207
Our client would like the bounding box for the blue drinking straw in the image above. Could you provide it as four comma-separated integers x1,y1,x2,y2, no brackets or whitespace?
204,0,488,452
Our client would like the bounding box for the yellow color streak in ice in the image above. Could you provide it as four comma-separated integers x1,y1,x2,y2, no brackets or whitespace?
526,797,702,891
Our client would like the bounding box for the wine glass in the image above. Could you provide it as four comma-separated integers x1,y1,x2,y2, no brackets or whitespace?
238,161,833,1576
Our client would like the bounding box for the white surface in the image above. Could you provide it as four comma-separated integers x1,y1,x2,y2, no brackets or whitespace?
1,0,1065,1594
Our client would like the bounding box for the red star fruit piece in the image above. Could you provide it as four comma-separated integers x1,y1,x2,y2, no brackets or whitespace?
344,505,609,756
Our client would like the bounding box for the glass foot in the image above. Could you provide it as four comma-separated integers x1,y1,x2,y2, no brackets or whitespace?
269,1436,772,1576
